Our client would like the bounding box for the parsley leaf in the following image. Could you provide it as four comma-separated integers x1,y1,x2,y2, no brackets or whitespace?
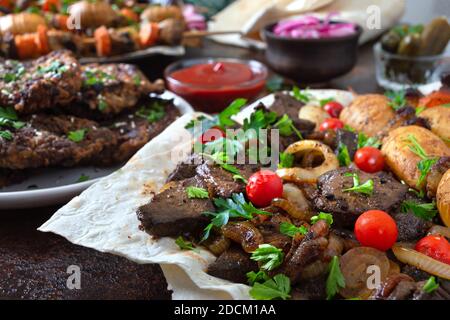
175,236,196,251
76,174,90,183
385,90,406,111
320,98,334,107
67,129,87,143
250,244,284,271
343,172,374,196
278,151,294,169
326,256,346,300
242,108,277,139
423,276,439,293
280,222,308,237
0,106,19,121
357,132,381,149
292,86,311,103
401,200,437,221
406,134,428,159
98,98,108,112
186,186,209,199
185,115,207,129
249,274,291,300
415,106,426,115
0,130,13,140
246,270,270,286
135,101,166,123
337,142,351,166
202,193,271,241
274,114,303,139
218,98,247,128
37,61,69,75
311,212,333,226
405,134,438,188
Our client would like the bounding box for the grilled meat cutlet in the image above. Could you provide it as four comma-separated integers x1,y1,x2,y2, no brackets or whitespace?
0,50,82,114
76,63,165,115
0,99,180,171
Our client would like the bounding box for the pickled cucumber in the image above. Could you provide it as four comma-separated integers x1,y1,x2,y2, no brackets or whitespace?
381,31,401,53
418,17,450,55
397,33,422,56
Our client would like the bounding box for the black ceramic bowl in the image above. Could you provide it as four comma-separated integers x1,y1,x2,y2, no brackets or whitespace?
263,22,362,83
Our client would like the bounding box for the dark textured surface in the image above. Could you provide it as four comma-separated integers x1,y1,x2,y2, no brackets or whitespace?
0,208,171,300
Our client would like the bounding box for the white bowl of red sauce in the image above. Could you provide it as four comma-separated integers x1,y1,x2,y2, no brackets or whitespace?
164,58,268,112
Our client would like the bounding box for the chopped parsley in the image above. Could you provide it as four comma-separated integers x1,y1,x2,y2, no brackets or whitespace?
246,270,270,286
274,114,303,139
133,74,141,86
185,115,207,129
401,200,437,221
201,151,246,183
326,256,346,300
250,244,284,271
311,212,333,226
76,174,90,183
405,134,438,188
242,108,277,139
83,69,114,86
292,86,311,103
337,142,351,166
37,61,69,75
415,106,426,115
319,98,334,107
343,172,374,196
135,101,166,123
278,151,294,169
186,186,209,199
67,129,87,143
0,130,13,140
218,98,247,128
357,132,381,149
175,236,196,251
279,222,308,237
202,193,270,241
0,106,25,140
249,274,291,300
423,276,439,293
1,64,25,83
385,90,406,111
98,98,108,111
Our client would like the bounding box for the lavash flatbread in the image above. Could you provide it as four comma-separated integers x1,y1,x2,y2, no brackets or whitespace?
39,90,354,299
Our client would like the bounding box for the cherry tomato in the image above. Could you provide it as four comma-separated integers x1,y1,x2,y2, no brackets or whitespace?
354,147,385,173
246,170,283,207
415,235,450,265
319,118,344,131
323,101,344,118
354,210,398,251
41,0,60,12
199,127,225,144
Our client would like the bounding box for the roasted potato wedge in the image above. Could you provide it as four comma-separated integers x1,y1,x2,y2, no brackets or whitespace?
381,126,450,189
340,94,395,137
437,169,450,227
420,106,450,147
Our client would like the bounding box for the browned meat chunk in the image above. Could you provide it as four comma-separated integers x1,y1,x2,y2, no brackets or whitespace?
313,168,408,227
137,177,214,238
393,212,432,242
207,246,258,284
0,50,82,114
77,63,164,114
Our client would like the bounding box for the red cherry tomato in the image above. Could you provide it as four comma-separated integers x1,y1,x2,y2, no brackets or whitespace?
319,118,344,131
354,147,385,173
200,127,225,144
246,170,283,207
354,210,398,251
323,101,344,118
415,235,450,265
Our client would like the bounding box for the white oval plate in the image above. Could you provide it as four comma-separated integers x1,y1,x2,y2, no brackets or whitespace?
0,91,193,210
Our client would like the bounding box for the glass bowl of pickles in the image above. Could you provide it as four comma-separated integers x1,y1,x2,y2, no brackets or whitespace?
374,17,450,91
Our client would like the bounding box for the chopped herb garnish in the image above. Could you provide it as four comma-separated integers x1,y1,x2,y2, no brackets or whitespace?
278,151,294,169
292,86,311,103
326,256,346,300
242,108,277,139
184,115,207,129
76,174,90,183
280,222,308,237
337,142,351,166
266,75,284,92
250,244,284,271
385,90,406,111
249,274,291,300
133,75,141,86
246,270,270,286
186,186,209,199
357,132,381,149
1,65,25,83
319,98,334,107
0,130,13,140
175,236,196,251
83,69,114,86
201,151,244,181
415,106,426,115
423,276,439,293
343,172,374,196
37,61,69,75
274,114,303,139
218,98,247,128
136,101,166,123
311,212,333,226
67,129,87,143
202,193,271,241
0,106,24,135
232,174,248,184
405,134,438,188
401,200,437,221
98,98,108,111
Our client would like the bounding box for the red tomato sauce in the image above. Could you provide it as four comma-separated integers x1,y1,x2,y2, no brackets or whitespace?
166,61,266,112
